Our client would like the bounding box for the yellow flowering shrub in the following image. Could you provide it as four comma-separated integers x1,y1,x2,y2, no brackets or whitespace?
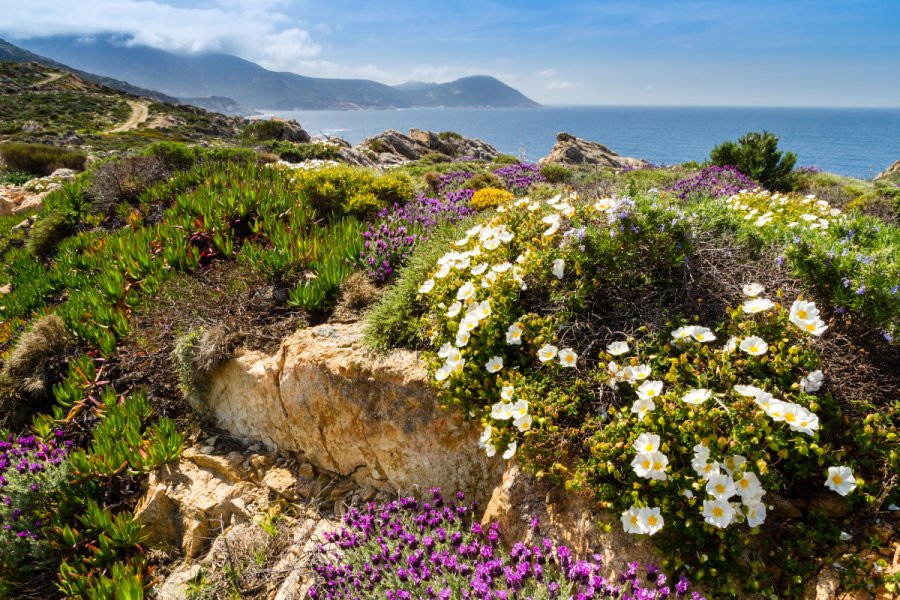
471,187,514,211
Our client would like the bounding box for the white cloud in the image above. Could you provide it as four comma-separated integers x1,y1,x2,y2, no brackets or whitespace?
548,80,574,90
0,0,321,66
536,69,556,78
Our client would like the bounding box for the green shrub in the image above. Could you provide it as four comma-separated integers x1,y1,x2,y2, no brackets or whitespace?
0,170,32,186
143,141,199,171
89,155,170,215
539,163,572,183
710,131,796,191
0,143,87,176
262,140,339,162
25,212,74,258
471,187,514,211
293,165,413,217
466,172,504,191
242,119,288,141
438,131,463,141
418,152,452,166
493,154,520,165
172,325,239,403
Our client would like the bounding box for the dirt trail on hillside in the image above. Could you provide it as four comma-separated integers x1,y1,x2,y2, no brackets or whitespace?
109,101,149,133
31,72,64,88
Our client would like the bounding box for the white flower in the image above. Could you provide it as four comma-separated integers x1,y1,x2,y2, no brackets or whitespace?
706,473,737,500
491,402,513,420
448,359,465,376
484,442,496,457
760,397,787,421
693,443,710,464
418,279,435,294
474,300,492,320
502,441,517,460
607,341,629,356
537,345,558,362
740,336,768,356
695,460,722,480
498,229,514,243
558,348,578,368
510,400,529,419
471,263,488,276
454,236,470,247
825,466,857,496
734,471,764,501
447,302,462,317
789,299,820,326
800,370,824,393
633,432,661,454
444,348,462,364
631,451,668,480
631,397,656,419
702,499,736,528
742,298,775,314
466,224,483,236
435,364,452,382
457,282,476,301
483,237,501,251
492,262,511,273
682,388,712,405
743,500,767,528
479,424,493,446
461,315,479,332
624,364,651,383
506,322,524,345
621,506,643,534
671,326,692,341
782,404,819,436
437,342,453,358
722,455,747,476
743,283,764,297
501,386,515,401
434,264,452,279
551,258,565,279
455,329,470,347
513,414,533,432
543,223,560,237
734,384,765,398
689,326,717,343
637,507,664,535
481,271,498,288
800,318,828,336
724,336,738,354
485,356,504,373
636,380,663,401
542,213,560,224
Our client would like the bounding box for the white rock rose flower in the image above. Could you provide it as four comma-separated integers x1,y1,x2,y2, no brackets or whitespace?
706,473,737,500
537,345,558,362
825,466,857,496
558,348,578,368
800,369,824,393
506,322,524,345
637,507,664,535
743,500,767,528
456,281,476,301
551,258,565,279
702,498,736,528
740,336,768,356
633,432,661,454
742,283,764,297
502,441,517,460
607,341,630,356
742,298,774,314
636,380,663,401
621,506,643,534
485,356,504,373
682,388,712,405
418,279,435,294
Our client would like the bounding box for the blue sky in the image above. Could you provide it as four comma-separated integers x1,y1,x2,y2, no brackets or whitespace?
2,0,899,106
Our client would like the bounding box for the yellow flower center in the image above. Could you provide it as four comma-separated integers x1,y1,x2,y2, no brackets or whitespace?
749,345,759,353
642,459,651,469
832,475,843,485
715,484,725,494
648,389,656,397
653,461,663,471
644,444,654,452
739,479,748,489
712,506,724,518
805,323,816,331
647,516,658,526
785,413,796,423
630,515,639,526
797,310,808,319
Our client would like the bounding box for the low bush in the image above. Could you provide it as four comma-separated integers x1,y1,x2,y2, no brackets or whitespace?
0,143,87,176
172,325,240,402
540,162,572,183
492,163,546,194
667,165,757,201
471,187,514,211
262,139,339,162
465,172,504,191
89,155,171,214
0,170,32,186
143,141,199,171
492,153,520,165
293,165,414,218
710,130,796,191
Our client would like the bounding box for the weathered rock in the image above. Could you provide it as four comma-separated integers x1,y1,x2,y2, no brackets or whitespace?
155,564,203,600
481,462,659,570
876,160,900,180
134,446,271,559
540,132,648,169
49,168,78,181
357,128,500,166
278,119,311,143
803,568,840,600
201,323,504,505
264,466,299,501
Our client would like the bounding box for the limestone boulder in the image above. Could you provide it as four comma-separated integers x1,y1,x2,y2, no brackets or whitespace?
876,159,900,181
357,128,500,166
201,323,504,505
540,132,648,169
481,462,659,569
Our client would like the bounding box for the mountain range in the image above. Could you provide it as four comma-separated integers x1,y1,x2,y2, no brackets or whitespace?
7,36,539,112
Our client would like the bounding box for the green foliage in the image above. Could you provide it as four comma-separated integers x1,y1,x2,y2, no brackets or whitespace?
292,165,414,218
242,119,290,141
539,163,572,183
418,152,452,166
262,140,339,162
492,154,521,165
471,187,514,211
363,218,476,351
438,131,463,141
710,130,797,191
466,172,504,191
0,143,87,176
0,170,32,186
142,141,200,171
172,325,239,402
25,211,74,257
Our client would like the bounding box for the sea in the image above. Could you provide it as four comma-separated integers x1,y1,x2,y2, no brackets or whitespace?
267,106,900,180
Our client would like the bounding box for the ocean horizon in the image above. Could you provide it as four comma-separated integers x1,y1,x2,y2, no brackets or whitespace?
268,105,900,180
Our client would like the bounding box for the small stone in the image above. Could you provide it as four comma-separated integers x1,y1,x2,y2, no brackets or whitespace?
250,454,275,471
296,462,314,480
263,467,298,501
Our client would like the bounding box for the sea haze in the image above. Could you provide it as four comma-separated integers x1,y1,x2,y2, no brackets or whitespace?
269,106,900,180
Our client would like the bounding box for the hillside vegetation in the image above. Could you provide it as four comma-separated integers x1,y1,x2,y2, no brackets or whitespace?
0,69,897,599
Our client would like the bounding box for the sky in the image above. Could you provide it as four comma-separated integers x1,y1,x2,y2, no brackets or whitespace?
1,0,899,106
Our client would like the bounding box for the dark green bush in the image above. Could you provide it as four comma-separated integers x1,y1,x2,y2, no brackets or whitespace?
438,131,463,141
418,152,452,165
143,141,199,171
262,140,338,162
540,163,572,183
0,143,87,176
25,212,74,258
710,130,796,191
492,154,521,165
242,119,288,141
466,172,504,191
0,170,32,186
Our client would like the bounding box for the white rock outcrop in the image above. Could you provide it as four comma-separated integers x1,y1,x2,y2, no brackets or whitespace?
200,323,503,504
